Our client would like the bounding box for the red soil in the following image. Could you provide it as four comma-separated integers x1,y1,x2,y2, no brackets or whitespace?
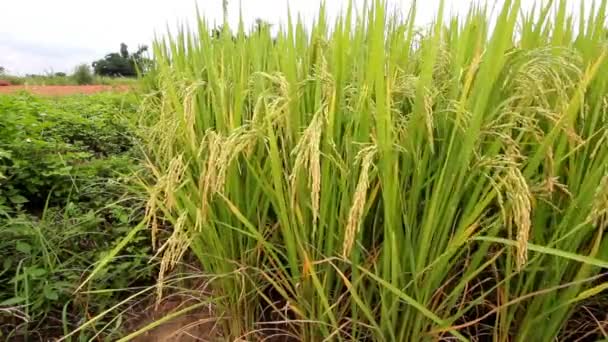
0,85,131,96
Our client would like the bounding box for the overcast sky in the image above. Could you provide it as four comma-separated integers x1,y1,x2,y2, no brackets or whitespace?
0,0,586,75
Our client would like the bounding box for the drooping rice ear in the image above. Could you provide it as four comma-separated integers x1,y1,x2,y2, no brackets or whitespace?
290,109,325,231
343,145,377,258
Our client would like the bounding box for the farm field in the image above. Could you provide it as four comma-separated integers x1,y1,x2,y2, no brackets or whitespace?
2,0,608,341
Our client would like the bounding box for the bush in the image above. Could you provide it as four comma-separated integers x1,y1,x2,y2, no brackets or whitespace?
0,75,24,85
0,93,138,211
72,64,93,85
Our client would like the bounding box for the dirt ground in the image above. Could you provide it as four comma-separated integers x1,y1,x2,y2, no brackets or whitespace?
0,85,131,96
128,298,221,342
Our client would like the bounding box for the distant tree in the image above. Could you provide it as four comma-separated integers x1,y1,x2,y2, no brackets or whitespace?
223,0,228,24
212,26,223,39
92,44,151,77
211,19,272,41
54,72,67,77
131,45,153,74
0,66,5,75
73,64,93,85
93,53,133,76
120,43,129,59
254,18,272,34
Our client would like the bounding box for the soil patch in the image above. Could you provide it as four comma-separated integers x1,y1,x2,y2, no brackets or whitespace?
127,296,222,342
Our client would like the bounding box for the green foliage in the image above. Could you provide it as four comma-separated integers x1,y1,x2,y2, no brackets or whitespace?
72,64,94,85
0,75,25,85
93,76,139,86
20,72,74,86
4,74,139,86
0,93,152,340
92,44,151,77
120,43,129,59
140,0,608,340
0,93,136,212
0,204,152,340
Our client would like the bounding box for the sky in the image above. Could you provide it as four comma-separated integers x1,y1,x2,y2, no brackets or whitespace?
0,0,585,75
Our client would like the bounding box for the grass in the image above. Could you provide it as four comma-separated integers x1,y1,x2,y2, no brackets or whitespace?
134,0,608,340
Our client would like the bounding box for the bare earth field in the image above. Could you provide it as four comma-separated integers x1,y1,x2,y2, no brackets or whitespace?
0,85,131,96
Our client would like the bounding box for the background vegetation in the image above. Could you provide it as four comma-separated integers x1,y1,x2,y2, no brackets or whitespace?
92,43,152,77
72,64,94,85
0,72,138,87
0,43,149,87
0,93,153,340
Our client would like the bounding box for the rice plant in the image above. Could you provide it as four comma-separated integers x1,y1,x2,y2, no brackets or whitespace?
140,0,608,340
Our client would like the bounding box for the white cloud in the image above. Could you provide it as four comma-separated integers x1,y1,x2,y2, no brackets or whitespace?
0,0,586,75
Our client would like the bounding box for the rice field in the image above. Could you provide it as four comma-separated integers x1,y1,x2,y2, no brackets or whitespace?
139,0,608,340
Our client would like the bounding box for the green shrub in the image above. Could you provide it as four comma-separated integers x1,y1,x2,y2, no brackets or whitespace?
0,75,24,85
72,64,94,85
0,93,136,211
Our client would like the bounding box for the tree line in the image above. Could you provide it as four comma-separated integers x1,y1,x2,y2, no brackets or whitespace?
92,43,152,77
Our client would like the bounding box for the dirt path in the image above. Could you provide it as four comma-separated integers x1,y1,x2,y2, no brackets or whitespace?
128,298,220,342
0,85,131,96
